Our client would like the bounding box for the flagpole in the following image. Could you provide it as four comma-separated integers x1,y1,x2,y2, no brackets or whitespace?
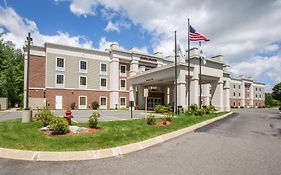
187,18,191,110
174,30,178,114
199,41,202,109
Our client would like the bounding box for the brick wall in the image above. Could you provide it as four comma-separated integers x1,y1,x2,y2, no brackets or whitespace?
253,99,265,107
230,98,240,107
119,92,129,108
45,89,110,109
29,55,45,88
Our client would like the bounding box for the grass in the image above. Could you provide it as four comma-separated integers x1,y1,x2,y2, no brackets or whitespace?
0,112,227,151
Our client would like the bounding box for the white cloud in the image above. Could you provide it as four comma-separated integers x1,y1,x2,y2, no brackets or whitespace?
263,44,279,53
69,0,97,17
62,0,281,85
98,36,123,51
0,6,93,49
105,21,120,32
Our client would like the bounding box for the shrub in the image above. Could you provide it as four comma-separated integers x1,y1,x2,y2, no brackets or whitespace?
184,104,198,116
49,117,68,135
163,112,173,124
146,114,156,125
154,105,172,113
89,112,100,128
35,108,54,127
205,105,216,114
91,101,99,110
70,102,76,110
194,108,205,116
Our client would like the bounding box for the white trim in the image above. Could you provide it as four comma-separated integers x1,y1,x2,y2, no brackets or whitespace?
100,62,108,75
99,96,107,109
45,86,130,92
78,96,87,109
79,60,88,73
55,73,65,88
100,77,107,90
120,97,126,108
79,75,87,89
56,57,65,71
120,78,126,91
120,64,126,77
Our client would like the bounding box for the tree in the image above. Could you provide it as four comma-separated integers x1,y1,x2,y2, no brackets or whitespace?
0,35,24,107
272,82,281,103
265,93,280,107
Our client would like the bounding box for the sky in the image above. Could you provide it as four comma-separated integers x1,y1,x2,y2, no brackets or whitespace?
0,0,281,92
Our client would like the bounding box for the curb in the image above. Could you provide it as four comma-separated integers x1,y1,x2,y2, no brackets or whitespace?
0,112,233,161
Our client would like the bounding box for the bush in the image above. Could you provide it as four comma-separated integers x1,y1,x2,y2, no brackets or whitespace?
205,105,216,114
163,112,173,124
49,117,68,135
194,108,205,116
89,112,100,128
91,101,99,110
154,105,172,113
35,108,54,127
146,114,156,125
184,104,198,116
70,102,76,110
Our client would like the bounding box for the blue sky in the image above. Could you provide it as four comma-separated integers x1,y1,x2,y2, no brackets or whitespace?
0,0,281,91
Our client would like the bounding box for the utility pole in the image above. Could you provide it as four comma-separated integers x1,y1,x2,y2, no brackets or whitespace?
22,32,33,123
199,41,202,109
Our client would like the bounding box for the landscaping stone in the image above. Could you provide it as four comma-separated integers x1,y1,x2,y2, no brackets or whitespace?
69,126,88,133
40,126,49,131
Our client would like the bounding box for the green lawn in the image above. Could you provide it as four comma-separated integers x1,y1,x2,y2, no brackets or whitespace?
0,112,227,151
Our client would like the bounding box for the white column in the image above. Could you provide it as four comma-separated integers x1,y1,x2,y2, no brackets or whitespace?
241,81,245,107
249,83,254,107
204,84,210,106
190,78,199,106
211,79,224,111
129,85,136,109
170,86,174,106
177,69,186,109
224,79,230,111
130,58,139,76
137,85,144,109
110,57,119,109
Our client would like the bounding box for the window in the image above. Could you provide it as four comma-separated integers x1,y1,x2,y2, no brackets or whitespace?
79,96,87,109
233,101,236,106
256,88,258,91
120,97,126,107
256,94,258,98
259,94,262,98
259,88,261,91
233,92,236,97
239,85,241,89
100,97,107,109
56,74,64,87
56,57,65,71
120,65,126,76
100,63,107,75
79,60,87,73
120,79,126,90
100,78,107,89
233,85,236,89
79,76,87,88
238,102,241,106
239,93,241,97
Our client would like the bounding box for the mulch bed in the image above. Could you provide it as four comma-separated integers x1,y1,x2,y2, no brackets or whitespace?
38,128,100,137
155,121,172,126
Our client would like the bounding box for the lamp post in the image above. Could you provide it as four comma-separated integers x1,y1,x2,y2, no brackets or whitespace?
22,32,33,123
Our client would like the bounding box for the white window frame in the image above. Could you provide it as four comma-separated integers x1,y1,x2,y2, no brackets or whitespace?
100,77,107,90
56,57,65,71
79,76,87,89
55,73,65,88
78,96,87,109
79,60,87,73
233,92,236,97
120,64,126,77
120,97,126,108
100,63,108,75
99,96,107,109
120,79,126,91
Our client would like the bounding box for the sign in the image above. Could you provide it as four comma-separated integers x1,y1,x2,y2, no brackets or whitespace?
144,88,149,97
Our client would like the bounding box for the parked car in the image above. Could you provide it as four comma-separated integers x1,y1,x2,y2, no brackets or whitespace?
279,106,281,113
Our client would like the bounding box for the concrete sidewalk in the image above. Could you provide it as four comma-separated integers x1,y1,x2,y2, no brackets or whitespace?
0,112,232,161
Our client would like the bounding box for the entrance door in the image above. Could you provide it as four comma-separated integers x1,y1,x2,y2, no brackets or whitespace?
147,97,161,110
55,96,62,109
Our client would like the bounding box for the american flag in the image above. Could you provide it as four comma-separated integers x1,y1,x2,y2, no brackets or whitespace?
189,25,210,42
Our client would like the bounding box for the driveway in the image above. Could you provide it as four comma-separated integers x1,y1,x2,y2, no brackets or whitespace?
1,108,281,175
